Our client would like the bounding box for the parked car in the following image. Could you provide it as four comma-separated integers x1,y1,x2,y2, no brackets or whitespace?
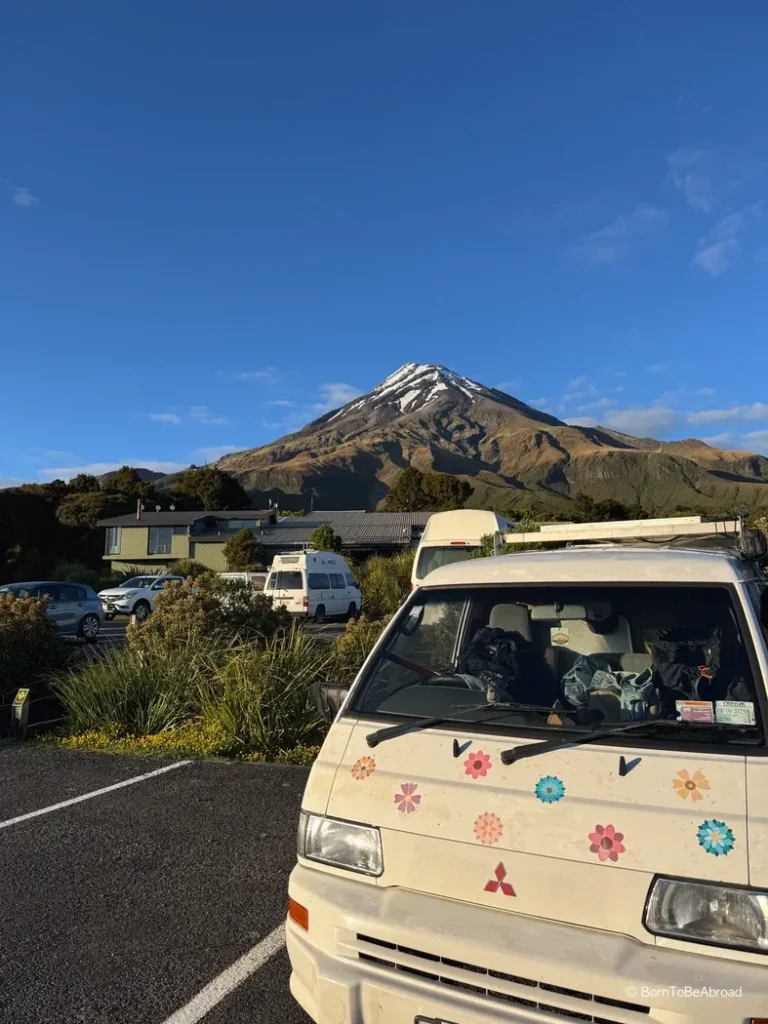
264,551,361,620
217,571,268,591
0,581,103,639
98,574,184,621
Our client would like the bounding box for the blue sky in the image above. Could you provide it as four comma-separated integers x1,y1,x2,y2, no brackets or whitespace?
2,2,767,486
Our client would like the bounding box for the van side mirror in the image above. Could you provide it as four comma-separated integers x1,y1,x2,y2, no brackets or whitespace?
312,681,350,724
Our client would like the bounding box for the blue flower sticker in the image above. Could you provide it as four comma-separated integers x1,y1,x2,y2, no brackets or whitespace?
535,775,565,804
697,819,735,856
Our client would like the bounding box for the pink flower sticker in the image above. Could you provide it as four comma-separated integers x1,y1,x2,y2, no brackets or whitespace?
394,782,421,813
464,750,492,780
588,824,625,863
474,812,503,846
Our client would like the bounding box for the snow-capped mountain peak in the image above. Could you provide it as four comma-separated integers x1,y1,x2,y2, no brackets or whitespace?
334,362,493,418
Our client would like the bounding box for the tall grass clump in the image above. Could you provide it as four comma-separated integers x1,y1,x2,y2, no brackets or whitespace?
332,615,389,683
359,549,414,619
52,633,210,735
202,627,331,756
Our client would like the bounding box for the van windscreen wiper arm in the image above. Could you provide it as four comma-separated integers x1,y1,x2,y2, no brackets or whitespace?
366,697,560,748
500,719,705,765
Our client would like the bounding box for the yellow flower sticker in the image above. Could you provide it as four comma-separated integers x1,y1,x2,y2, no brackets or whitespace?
673,768,710,801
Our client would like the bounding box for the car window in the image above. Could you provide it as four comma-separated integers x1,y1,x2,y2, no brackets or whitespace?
345,574,357,588
308,573,330,590
122,577,157,589
58,584,81,602
330,573,346,589
35,584,60,600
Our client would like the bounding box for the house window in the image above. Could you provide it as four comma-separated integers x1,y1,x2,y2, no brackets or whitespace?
148,526,173,555
105,527,121,555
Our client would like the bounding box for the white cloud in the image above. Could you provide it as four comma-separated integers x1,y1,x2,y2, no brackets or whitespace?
692,206,762,277
189,405,229,426
39,461,187,481
496,378,522,392
604,407,679,436
693,387,716,397
666,148,717,212
573,205,668,264
265,399,296,408
526,397,548,407
11,186,38,208
577,398,617,413
744,430,768,454
701,433,733,446
194,445,245,461
236,368,277,383
566,416,598,428
645,363,667,374
0,475,26,488
318,382,362,410
566,375,587,391
693,239,738,276
150,412,182,425
687,402,768,424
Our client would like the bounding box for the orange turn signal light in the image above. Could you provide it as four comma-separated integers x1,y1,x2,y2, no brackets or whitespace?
289,898,309,931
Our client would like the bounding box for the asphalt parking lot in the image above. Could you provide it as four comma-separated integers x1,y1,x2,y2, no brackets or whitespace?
0,745,313,1024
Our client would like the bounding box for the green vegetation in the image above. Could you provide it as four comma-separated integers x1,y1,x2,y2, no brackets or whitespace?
223,527,262,570
167,558,209,578
174,466,251,511
333,615,389,683
358,549,414,619
383,467,472,512
0,591,68,706
309,524,343,552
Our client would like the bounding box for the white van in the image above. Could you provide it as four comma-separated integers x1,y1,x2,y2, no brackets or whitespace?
412,509,513,588
217,571,267,591
264,551,361,621
287,520,768,1024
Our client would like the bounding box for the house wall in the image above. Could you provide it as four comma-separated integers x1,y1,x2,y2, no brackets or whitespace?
188,543,228,571
103,526,190,566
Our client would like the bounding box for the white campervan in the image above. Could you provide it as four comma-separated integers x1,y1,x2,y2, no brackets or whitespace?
288,517,768,1024
412,509,513,587
265,551,361,621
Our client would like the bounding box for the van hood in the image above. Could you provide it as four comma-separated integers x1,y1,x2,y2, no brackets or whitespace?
308,718,757,942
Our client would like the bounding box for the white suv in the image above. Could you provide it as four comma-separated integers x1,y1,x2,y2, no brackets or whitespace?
98,574,184,621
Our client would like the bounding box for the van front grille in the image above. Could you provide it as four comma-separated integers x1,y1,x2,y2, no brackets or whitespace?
351,934,650,1023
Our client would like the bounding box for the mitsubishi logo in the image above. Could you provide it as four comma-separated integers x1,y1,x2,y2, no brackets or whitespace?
484,862,516,896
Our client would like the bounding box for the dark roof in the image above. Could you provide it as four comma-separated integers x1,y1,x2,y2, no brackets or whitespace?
237,510,433,549
97,509,273,528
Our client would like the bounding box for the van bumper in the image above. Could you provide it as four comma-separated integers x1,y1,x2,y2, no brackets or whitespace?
287,863,764,1024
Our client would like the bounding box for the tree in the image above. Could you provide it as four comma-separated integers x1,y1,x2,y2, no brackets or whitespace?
56,492,132,528
105,466,156,499
309,524,343,552
573,493,629,523
382,468,430,512
68,473,101,494
175,467,251,511
422,472,473,510
223,528,261,569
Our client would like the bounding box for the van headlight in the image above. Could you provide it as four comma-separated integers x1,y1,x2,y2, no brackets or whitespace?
645,877,768,953
298,812,383,876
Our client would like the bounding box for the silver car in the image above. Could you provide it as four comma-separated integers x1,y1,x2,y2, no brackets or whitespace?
0,581,103,639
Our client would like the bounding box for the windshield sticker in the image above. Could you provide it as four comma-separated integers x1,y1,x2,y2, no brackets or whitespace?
464,750,492,779
676,699,714,723
535,775,565,803
394,783,421,813
453,738,473,758
672,768,710,802
550,627,570,646
588,824,626,863
697,819,735,856
474,812,504,846
715,700,756,726
618,755,642,776
484,862,516,896
351,756,376,780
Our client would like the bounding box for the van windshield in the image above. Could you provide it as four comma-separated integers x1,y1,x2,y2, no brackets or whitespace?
416,545,478,580
352,584,764,745
266,571,303,591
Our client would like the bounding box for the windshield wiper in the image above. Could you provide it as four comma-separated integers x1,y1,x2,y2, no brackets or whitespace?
366,695,565,748
499,719,737,765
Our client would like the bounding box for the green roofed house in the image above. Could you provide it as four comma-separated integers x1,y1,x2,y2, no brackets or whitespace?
97,507,433,573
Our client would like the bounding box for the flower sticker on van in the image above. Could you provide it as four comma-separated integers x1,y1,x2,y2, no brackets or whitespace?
535,775,565,803
697,819,735,856
588,824,625,863
394,783,421,813
672,768,710,801
464,750,492,779
474,812,503,846
351,756,375,780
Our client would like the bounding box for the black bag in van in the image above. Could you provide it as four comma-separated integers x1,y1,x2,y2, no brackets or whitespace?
458,627,556,705
650,626,722,710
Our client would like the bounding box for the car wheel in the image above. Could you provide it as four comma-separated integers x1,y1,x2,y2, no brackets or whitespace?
314,604,326,623
133,600,151,623
347,602,359,621
78,614,101,641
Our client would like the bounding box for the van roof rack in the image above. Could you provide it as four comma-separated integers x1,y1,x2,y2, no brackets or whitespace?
497,515,767,560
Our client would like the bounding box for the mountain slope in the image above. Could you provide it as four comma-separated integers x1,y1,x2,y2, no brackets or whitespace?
198,363,768,512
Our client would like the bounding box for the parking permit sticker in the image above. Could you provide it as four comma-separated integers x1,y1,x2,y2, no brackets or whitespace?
715,701,756,726
676,700,714,723
551,627,570,646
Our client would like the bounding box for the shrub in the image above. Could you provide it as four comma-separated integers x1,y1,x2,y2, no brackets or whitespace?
359,549,415,619
332,615,389,683
52,633,209,735
51,560,101,590
202,628,331,756
126,572,291,652
0,592,68,703
168,558,209,579
223,528,262,570
44,719,231,758
309,525,342,553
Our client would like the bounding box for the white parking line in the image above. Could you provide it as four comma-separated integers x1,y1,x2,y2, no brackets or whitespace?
0,760,192,830
161,923,286,1024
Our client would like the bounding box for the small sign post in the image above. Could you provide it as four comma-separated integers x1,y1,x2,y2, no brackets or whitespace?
11,688,31,738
